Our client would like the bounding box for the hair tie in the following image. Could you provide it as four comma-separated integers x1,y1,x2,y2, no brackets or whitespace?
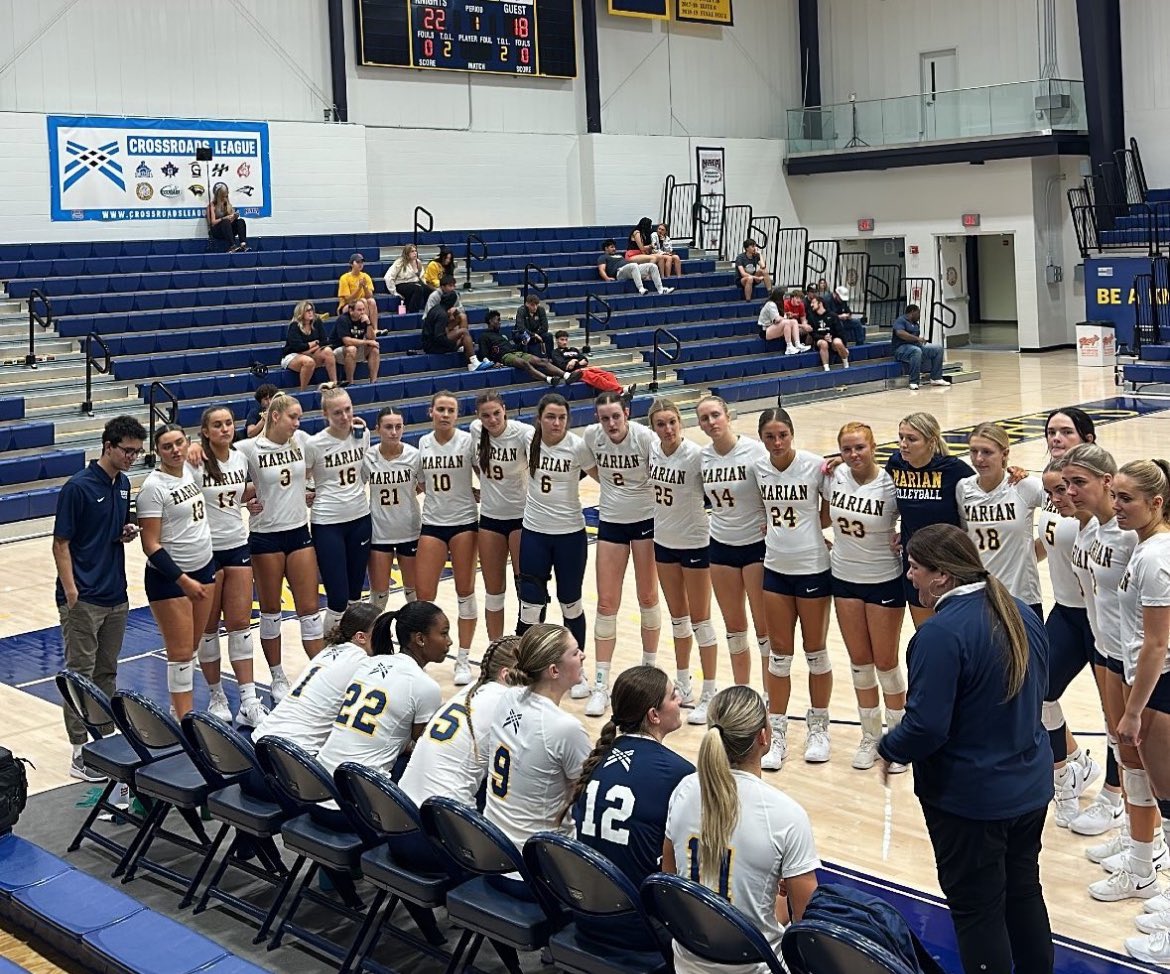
711,723,724,736
980,570,991,580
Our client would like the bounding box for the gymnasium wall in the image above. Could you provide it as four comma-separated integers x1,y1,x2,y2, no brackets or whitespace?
1123,0,1170,188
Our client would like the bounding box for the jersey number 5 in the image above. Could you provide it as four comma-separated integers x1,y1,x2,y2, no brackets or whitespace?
429,702,468,742
578,781,635,845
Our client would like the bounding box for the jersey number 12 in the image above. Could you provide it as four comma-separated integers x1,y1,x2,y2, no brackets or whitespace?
578,781,635,845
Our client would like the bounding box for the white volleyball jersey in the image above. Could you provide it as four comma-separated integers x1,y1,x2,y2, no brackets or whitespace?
1071,519,1100,641
252,643,367,753
1118,532,1170,684
137,467,214,573
523,432,594,534
665,771,820,974
418,429,478,527
190,450,249,551
470,419,533,521
584,421,656,524
755,450,829,575
956,474,1046,606
649,439,709,550
315,653,442,776
236,431,312,533
702,437,767,547
306,427,371,524
1088,517,1138,661
1038,507,1085,609
484,686,592,850
364,444,423,545
399,681,510,808
824,465,901,584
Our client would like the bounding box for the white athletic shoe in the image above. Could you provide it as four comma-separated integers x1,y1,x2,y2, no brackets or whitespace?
852,735,880,771
208,687,232,722
1052,790,1081,829
1127,930,1170,965
804,710,831,763
584,687,610,718
676,683,696,708
887,761,909,775
784,346,800,356
1073,750,1103,796
269,672,291,705
1071,793,1125,836
688,690,714,725
658,286,675,295
1103,845,1170,875
1087,826,1132,864
908,383,919,391
569,675,591,699
797,343,812,352
453,660,473,686
238,696,268,728
1088,865,1160,902
761,734,788,772
1147,891,1170,914
1136,910,1170,934
928,378,950,387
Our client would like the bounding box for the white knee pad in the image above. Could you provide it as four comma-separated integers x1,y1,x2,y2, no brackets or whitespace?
877,666,906,696
227,629,253,663
671,615,694,640
299,611,324,643
595,613,618,640
1124,768,1157,807
727,631,750,656
403,587,417,603
806,649,832,675
769,653,794,678
850,663,878,690
640,604,661,631
1041,700,1065,732
485,592,507,613
457,594,478,620
369,590,389,612
694,620,717,648
560,599,584,620
259,612,282,641
167,659,194,693
197,632,222,664
520,601,544,626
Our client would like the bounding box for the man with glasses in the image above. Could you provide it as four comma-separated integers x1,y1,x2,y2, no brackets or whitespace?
51,415,148,780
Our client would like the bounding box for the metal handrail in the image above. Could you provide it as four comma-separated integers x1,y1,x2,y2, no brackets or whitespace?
930,302,956,346
720,204,753,263
463,233,487,291
661,174,676,229
521,263,548,299
805,240,838,283
747,219,773,250
26,288,52,368
1132,136,1149,203
413,205,434,249
648,327,681,393
81,333,112,416
582,293,611,356
144,380,179,468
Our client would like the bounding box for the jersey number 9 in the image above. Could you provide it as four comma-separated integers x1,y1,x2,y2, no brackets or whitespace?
491,745,511,797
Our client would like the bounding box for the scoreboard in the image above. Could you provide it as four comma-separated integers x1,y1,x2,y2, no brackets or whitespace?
356,0,577,78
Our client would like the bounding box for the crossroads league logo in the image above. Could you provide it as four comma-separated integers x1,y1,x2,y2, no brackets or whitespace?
161,161,179,177
62,139,124,192
134,161,152,178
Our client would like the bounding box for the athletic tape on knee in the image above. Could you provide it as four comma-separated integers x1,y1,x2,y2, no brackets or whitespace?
671,615,693,640
1109,732,1122,767
640,604,661,631
850,663,878,690
197,632,221,664
298,612,324,642
727,631,750,656
1041,700,1065,732
560,599,584,620
259,612,282,641
484,592,506,613
457,594,478,620
806,649,832,675
694,620,717,648
769,653,793,678
1124,768,1157,807
167,660,194,693
595,613,618,640
227,629,253,663
369,590,389,612
877,666,906,696
520,601,544,626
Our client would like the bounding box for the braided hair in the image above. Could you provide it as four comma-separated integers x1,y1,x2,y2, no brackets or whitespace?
463,635,521,756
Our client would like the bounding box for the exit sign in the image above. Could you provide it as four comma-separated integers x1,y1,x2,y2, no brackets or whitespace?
961,213,981,228
857,217,875,233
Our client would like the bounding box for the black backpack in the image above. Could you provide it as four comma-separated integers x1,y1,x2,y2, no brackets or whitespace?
0,746,31,835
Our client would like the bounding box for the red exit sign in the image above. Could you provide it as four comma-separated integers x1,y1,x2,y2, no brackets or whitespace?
857,217,875,232
961,213,981,228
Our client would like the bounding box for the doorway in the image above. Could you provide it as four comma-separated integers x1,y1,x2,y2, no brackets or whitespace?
965,234,1019,348
920,49,958,141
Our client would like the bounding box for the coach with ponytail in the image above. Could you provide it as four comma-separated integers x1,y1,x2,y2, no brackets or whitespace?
878,523,1053,974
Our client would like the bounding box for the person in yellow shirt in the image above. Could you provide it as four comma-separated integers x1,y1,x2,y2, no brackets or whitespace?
421,246,455,290
338,253,378,329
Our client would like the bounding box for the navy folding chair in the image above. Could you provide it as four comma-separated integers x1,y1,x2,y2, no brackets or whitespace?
181,711,291,917
781,919,920,974
253,737,374,960
640,872,786,974
523,833,670,974
420,796,553,974
109,691,212,888
333,763,455,974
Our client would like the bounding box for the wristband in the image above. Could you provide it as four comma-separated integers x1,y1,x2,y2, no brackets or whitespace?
147,547,184,583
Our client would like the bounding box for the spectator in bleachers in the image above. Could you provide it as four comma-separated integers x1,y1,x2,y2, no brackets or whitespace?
423,290,487,372
892,304,948,389
827,285,866,345
783,286,808,325
338,253,378,330
816,277,831,297
758,286,811,356
735,238,772,301
422,246,455,290
651,221,683,277
206,184,247,253
384,243,431,314
565,367,636,398
424,274,465,316
550,330,587,372
514,292,554,356
245,383,278,438
332,298,381,385
597,239,673,296
625,218,661,266
478,309,566,386
808,294,850,372
282,300,338,389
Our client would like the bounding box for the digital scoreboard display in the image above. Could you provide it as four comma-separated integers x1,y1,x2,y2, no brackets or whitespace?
356,0,577,79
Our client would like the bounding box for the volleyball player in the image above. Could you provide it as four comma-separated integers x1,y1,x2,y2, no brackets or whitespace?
1045,406,1097,458
192,406,265,726
648,398,719,722
826,421,907,771
364,406,421,612
252,602,379,751
138,424,217,718
470,392,532,640
755,408,833,767
314,601,448,776
663,685,820,974
415,392,480,685
519,394,595,661
697,395,771,693
579,392,660,718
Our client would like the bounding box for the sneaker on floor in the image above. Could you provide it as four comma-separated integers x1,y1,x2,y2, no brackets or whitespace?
804,710,831,763
677,683,696,708
1104,845,1170,875
908,383,920,390
208,687,232,722
929,378,950,387
584,687,610,718
453,660,473,686
1147,891,1170,914
888,761,909,775
1073,750,1103,796
852,735,879,770
1072,793,1125,836
1087,827,1132,864
637,288,648,296
688,690,714,725
269,672,291,704
784,346,800,356
1052,789,1081,829
238,696,269,728
1126,930,1170,964
761,734,788,772
1088,865,1160,902
842,360,850,368
1136,911,1170,934
569,674,591,699
797,343,812,352
658,286,675,295
69,755,106,783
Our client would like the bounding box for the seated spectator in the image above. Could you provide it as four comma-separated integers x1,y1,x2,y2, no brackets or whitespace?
550,330,587,372
206,183,247,253
808,294,850,372
651,221,683,277
514,292,554,356
892,303,948,390
783,286,808,324
245,383,279,438
338,253,378,329
566,367,636,398
422,291,486,372
478,309,566,386
597,239,673,296
735,238,772,301
625,218,661,266
758,286,810,356
816,277,831,298
282,300,337,389
827,285,866,345
332,298,381,385
424,274,465,316
422,246,455,290
385,243,431,314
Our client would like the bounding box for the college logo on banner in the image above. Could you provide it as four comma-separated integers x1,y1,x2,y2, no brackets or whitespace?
47,115,272,222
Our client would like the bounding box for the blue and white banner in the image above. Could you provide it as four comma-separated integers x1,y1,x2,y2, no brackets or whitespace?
47,115,271,222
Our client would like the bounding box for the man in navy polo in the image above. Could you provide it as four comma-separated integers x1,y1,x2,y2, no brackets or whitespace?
51,415,147,780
